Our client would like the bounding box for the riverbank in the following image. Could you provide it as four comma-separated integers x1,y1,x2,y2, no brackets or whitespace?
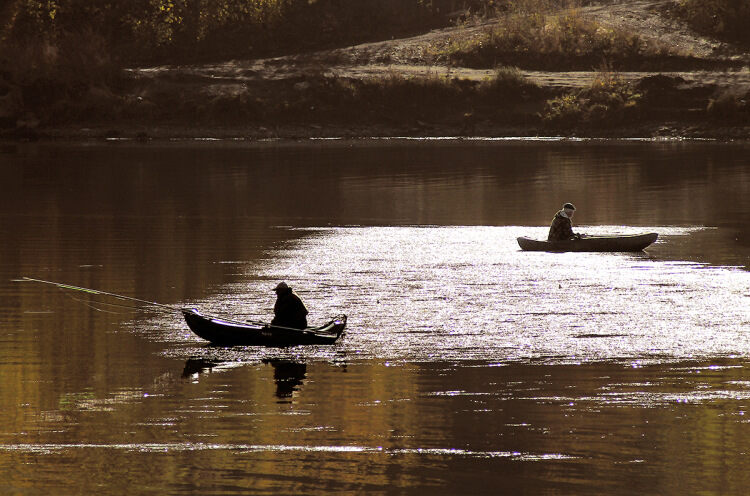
2,0,749,142
6,73,748,142
9,121,750,142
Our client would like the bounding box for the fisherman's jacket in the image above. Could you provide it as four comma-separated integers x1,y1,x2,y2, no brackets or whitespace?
547,211,576,241
272,289,309,329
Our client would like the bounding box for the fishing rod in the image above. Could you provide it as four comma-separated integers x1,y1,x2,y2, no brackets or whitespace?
20,277,181,314
18,277,309,332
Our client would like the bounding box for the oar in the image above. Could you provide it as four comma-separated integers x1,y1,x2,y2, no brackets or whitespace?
18,277,315,332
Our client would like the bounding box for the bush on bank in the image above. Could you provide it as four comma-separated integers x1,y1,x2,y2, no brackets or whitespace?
707,87,750,124
542,72,641,127
677,0,750,46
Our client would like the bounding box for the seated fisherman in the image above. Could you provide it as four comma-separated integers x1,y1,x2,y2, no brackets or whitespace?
548,202,581,241
271,282,308,329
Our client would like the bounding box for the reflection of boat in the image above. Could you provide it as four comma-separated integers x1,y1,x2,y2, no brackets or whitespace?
181,358,308,398
517,233,658,252
182,308,347,346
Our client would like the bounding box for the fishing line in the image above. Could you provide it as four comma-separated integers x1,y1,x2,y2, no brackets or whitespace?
64,292,123,314
63,292,164,315
20,277,182,313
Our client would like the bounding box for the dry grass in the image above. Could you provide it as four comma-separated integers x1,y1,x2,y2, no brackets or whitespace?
435,3,681,70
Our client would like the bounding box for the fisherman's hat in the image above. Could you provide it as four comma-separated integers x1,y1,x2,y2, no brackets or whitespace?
273,281,289,292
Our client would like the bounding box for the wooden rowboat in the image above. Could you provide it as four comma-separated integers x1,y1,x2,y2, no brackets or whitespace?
517,232,658,252
182,308,347,346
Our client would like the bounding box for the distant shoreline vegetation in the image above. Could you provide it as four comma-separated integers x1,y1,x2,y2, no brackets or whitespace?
1,0,748,138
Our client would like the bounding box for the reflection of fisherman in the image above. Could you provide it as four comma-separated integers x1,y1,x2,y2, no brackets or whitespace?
548,202,581,241
266,359,307,399
271,282,308,329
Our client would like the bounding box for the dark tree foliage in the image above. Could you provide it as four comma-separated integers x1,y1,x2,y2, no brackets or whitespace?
679,0,750,46
2,0,498,65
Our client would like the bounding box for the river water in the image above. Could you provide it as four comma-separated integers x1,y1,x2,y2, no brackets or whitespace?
1,139,749,495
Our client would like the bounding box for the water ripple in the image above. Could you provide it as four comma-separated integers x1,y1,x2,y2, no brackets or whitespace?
0,442,574,460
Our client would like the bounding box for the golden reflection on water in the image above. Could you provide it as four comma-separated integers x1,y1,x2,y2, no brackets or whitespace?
4,361,750,494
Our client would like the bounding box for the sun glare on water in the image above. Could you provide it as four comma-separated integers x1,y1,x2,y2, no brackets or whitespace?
152,226,750,365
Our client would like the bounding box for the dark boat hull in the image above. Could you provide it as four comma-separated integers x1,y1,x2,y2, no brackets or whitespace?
182,308,347,346
517,232,658,252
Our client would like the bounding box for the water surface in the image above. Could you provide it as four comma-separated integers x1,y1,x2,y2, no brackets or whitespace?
1,140,750,495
